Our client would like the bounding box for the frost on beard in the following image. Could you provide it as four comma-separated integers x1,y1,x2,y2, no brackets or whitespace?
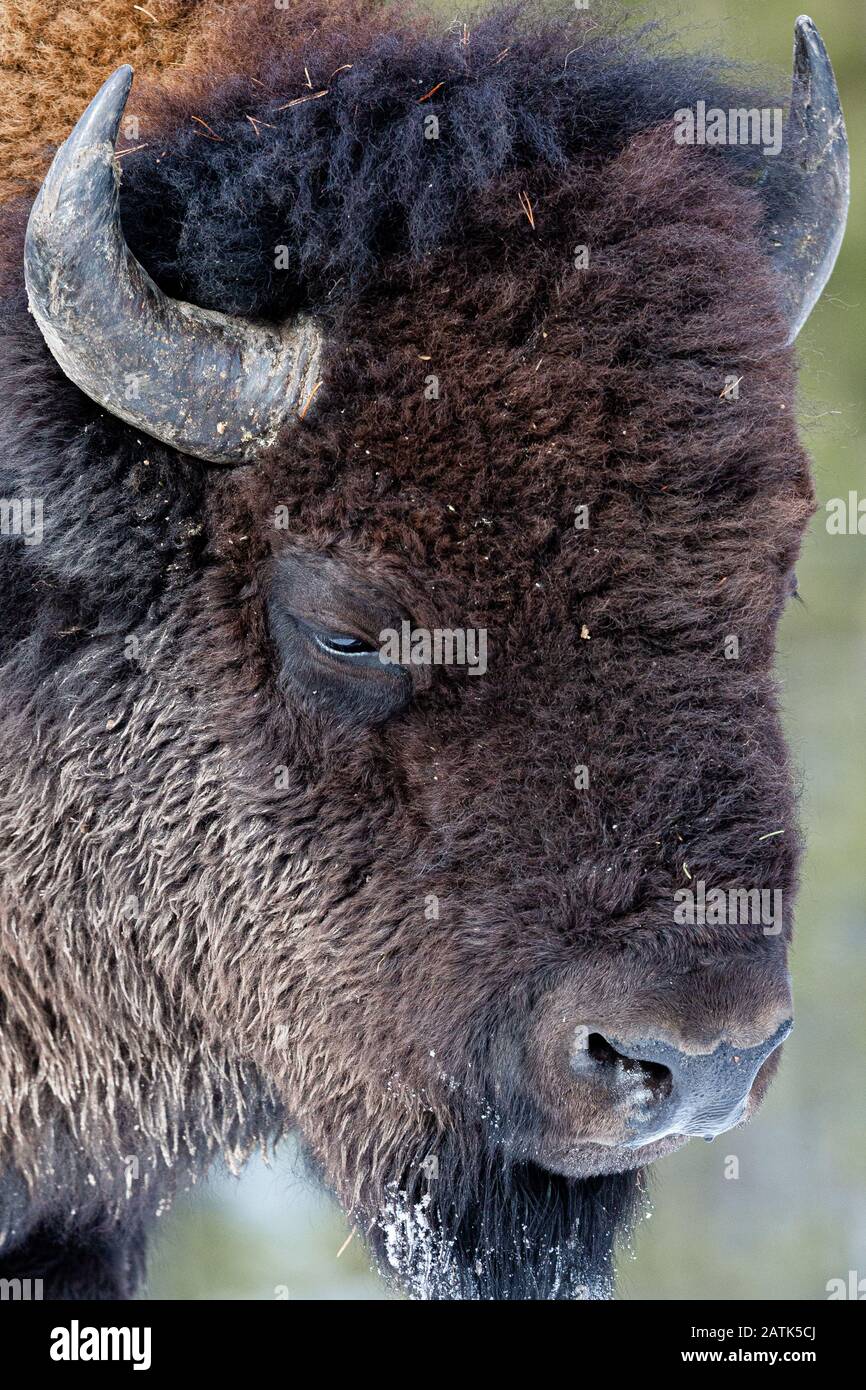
376,1183,612,1301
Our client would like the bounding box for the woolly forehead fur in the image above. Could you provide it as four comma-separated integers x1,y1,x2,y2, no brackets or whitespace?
0,1,813,1299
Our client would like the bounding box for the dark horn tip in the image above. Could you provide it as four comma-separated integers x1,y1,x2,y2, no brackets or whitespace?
88,64,134,114
93,63,135,116
792,15,833,85
104,63,135,93
775,13,848,343
794,15,818,49
66,65,135,151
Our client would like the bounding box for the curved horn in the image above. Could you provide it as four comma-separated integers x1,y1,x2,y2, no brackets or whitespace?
768,16,849,342
24,66,322,464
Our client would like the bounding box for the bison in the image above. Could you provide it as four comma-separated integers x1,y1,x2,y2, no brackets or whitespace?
0,1,848,1300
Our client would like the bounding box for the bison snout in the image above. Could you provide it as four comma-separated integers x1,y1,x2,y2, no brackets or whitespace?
570,1019,792,1147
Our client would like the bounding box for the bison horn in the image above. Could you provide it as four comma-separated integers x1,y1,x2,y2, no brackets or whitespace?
24,66,322,464
769,16,849,342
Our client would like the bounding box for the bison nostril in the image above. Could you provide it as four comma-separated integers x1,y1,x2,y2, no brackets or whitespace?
571,1019,793,1147
582,1031,673,1102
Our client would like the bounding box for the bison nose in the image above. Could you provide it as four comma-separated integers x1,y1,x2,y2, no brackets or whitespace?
571,1020,792,1147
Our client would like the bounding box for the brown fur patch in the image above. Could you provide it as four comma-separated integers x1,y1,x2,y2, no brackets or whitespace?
0,0,205,203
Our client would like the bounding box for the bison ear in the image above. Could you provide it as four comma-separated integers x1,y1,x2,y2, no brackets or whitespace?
767,16,849,343
24,66,323,464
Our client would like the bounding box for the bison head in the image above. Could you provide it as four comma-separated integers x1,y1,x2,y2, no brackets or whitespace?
0,2,847,1298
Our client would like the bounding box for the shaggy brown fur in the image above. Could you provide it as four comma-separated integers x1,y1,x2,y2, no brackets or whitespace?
0,0,205,204
0,0,813,1299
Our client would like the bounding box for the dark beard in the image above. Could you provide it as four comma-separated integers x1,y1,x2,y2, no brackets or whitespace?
364,1139,643,1301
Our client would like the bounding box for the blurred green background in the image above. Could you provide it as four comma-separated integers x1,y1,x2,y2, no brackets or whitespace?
146,0,865,1300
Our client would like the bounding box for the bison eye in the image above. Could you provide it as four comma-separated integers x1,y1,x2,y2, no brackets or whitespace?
268,550,412,725
314,629,379,658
